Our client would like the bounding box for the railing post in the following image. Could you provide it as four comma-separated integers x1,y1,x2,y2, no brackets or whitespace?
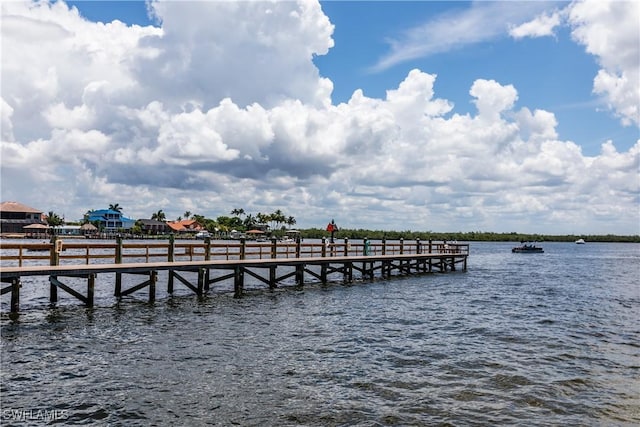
364,237,370,256
167,235,175,294
204,236,211,261
343,238,349,257
416,238,421,254
240,238,246,260
295,236,301,258
168,234,175,262
204,237,211,290
268,236,277,289
382,238,386,256
270,236,277,259
50,235,59,266
115,235,123,263
400,238,404,255
50,235,58,303
429,239,432,254
321,237,327,257
115,235,123,297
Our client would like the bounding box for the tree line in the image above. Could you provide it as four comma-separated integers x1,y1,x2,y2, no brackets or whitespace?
47,204,639,242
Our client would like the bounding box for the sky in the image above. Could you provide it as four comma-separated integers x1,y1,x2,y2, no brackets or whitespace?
1,0,639,235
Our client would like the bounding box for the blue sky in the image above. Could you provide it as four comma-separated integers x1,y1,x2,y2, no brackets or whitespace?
2,0,639,234
66,0,636,156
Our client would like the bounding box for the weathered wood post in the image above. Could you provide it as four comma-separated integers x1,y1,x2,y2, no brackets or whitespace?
399,238,405,273
343,238,349,257
269,236,277,289
362,237,369,279
167,234,175,294
87,274,95,307
240,238,246,260
50,235,59,303
10,278,20,313
416,238,424,272
320,237,327,284
114,235,123,297
168,234,175,262
295,263,304,286
204,237,211,291
149,271,157,303
197,268,205,296
234,266,244,298
295,236,304,286
381,238,387,276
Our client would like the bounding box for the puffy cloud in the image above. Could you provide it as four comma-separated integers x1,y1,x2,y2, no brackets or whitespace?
1,0,638,235
568,0,640,126
509,10,563,39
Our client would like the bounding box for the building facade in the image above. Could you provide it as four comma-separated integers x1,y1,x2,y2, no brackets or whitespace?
0,201,45,235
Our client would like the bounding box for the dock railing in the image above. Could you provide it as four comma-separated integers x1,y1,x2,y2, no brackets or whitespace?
1,237,469,268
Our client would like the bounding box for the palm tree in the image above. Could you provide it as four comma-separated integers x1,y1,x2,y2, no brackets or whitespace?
109,203,122,213
243,214,257,229
151,210,166,221
271,209,285,230
286,216,297,229
46,211,64,227
230,208,245,218
83,209,95,224
183,211,192,220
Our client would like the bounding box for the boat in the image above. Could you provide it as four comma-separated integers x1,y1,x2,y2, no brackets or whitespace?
575,238,585,244
195,231,211,240
512,242,544,253
280,229,300,243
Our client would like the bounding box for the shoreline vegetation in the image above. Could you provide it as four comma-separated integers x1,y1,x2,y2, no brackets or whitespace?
10,205,638,243
3,230,638,243
300,229,640,243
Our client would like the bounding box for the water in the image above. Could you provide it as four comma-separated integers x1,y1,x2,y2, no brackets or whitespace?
1,242,639,426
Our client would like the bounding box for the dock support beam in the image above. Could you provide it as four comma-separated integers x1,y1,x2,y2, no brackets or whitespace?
234,266,244,298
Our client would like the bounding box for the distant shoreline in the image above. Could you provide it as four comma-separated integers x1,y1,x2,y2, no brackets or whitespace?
1,230,639,243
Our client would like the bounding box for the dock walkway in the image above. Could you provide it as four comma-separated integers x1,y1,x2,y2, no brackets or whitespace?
1,237,468,313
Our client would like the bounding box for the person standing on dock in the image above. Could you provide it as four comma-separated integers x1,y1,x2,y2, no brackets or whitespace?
326,219,338,244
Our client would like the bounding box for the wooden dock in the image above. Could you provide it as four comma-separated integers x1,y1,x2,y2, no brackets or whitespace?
1,237,468,313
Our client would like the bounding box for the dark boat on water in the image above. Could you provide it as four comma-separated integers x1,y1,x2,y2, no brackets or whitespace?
512,242,544,253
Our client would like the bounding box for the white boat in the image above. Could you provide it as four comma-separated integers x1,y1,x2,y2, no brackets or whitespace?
575,238,585,244
280,229,300,243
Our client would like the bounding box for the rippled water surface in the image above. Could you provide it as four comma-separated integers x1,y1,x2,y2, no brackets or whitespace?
2,242,639,426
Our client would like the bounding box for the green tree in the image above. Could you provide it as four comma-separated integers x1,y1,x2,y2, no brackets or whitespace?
183,211,191,220
109,203,122,213
46,211,64,227
151,210,166,221
231,208,245,218
243,214,257,229
131,220,144,236
83,210,95,224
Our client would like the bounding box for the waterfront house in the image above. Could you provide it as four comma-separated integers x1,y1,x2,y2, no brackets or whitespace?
0,201,46,236
137,219,170,235
167,219,205,235
87,209,135,232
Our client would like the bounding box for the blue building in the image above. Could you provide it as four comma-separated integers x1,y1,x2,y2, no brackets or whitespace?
87,209,135,232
